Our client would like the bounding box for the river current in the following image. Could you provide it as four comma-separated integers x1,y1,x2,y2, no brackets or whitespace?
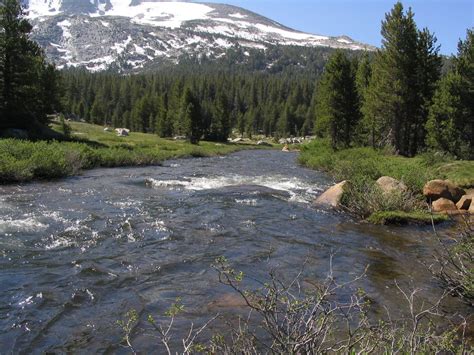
0,150,466,352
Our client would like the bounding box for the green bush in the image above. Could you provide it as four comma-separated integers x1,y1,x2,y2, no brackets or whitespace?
340,177,424,218
300,139,442,192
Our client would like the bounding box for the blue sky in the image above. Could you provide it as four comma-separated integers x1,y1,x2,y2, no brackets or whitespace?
203,0,473,55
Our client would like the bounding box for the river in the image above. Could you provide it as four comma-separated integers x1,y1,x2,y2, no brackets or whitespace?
0,150,467,352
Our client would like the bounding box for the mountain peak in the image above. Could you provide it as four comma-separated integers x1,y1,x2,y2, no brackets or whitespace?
24,0,373,72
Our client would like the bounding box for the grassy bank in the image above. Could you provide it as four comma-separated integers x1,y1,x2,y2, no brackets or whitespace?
299,139,473,224
0,122,262,184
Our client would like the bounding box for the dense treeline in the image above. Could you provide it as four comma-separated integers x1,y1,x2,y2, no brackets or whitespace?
0,0,61,130
62,69,317,142
314,3,473,159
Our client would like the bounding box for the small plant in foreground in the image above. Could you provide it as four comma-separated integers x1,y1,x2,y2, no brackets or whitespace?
117,256,471,353
429,217,474,305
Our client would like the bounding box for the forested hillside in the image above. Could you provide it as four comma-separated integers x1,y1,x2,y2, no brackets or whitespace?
62,67,318,141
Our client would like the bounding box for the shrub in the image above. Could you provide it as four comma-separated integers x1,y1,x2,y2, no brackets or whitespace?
340,177,424,218
430,219,474,304
117,257,471,353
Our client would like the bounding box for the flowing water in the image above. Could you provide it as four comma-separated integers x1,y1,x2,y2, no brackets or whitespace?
0,150,467,352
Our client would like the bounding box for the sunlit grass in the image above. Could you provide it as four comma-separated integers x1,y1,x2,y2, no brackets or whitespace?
0,121,264,183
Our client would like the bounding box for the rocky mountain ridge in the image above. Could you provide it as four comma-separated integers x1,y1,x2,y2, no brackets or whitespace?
23,0,373,72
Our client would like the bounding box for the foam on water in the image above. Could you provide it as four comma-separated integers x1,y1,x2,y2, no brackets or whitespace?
146,174,322,203
235,198,258,206
0,217,49,233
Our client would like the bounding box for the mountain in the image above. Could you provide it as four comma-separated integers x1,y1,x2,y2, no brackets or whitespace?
23,0,373,72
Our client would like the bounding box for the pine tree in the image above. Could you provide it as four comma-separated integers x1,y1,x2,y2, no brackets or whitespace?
363,2,419,154
412,28,442,155
455,29,474,155
0,0,60,130
276,104,291,138
181,87,202,144
40,64,62,121
426,29,474,159
155,94,172,137
315,50,360,149
209,91,231,141
361,2,441,155
355,53,372,144
425,72,463,155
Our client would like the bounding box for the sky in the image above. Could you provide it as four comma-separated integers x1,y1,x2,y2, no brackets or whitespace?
203,0,473,55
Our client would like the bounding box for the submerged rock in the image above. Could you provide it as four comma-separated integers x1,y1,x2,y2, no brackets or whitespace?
314,181,349,208
431,198,457,213
207,293,248,311
423,180,465,203
376,176,408,195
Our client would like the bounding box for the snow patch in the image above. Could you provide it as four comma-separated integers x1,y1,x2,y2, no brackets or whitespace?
91,1,214,29
229,12,247,19
57,19,72,39
254,23,328,41
337,38,352,44
214,38,233,49
26,0,62,19
134,44,146,55
112,35,133,55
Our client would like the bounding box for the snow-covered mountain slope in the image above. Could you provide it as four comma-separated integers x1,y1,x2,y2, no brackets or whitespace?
23,0,373,72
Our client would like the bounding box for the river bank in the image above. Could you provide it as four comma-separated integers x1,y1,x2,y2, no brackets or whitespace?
299,139,474,224
0,122,266,184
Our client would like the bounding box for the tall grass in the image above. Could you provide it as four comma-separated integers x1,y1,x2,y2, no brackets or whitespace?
299,139,438,192
299,139,473,223
0,137,251,183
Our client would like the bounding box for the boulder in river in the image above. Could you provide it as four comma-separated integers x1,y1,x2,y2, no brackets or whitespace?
431,198,458,213
423,180,465,203
314,181,350,208
376,176,408,195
